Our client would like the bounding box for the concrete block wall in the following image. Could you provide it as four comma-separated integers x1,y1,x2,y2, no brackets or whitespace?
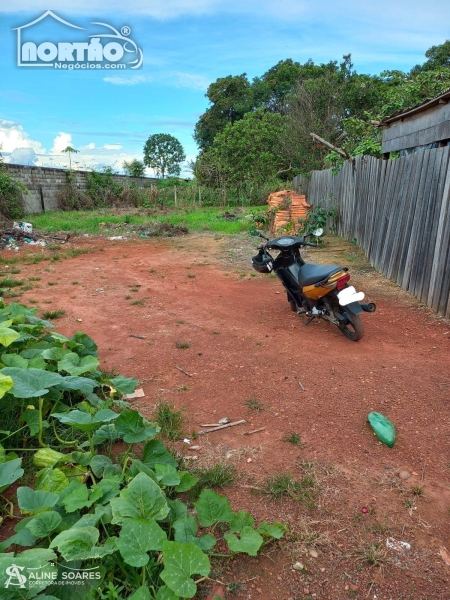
4,164,156,214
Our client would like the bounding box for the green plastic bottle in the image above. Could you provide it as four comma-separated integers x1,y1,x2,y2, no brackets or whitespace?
368,412,396,447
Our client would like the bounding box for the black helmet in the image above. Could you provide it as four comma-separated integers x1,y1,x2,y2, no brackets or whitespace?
251,249,273,273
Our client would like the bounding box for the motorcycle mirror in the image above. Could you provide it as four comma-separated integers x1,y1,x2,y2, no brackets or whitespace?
312,228,324,237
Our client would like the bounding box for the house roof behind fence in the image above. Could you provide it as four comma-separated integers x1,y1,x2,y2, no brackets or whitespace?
380,87,450,126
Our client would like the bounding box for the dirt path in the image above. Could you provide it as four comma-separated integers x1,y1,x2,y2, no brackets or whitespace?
14,233,450,599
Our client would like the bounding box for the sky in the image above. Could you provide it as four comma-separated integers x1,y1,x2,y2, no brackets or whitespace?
0,0,449,176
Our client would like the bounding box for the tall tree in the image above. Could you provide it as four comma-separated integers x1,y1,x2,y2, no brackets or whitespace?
143,134,186,178
194,74,254,151
196,109,289,186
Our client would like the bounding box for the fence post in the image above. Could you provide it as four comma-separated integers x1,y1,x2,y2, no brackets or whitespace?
174,186,177,206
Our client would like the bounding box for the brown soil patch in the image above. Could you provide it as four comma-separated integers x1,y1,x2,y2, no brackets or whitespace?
6,233,450,599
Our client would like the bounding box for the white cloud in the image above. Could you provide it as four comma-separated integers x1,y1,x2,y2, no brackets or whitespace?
171,72,210,91
10,148,38,165
103,143,122,150
50,132,73,154
80,142,96,150
103,75,153,86
0,119,45,155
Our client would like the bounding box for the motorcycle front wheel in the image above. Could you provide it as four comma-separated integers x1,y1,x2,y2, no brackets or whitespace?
336,306,364,341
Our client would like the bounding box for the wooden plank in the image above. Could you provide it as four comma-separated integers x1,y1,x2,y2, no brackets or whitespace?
427,147,450,309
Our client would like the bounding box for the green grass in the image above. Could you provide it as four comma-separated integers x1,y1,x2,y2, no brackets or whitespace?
26,207,265,236
42,309,66,320
189,462,238,499
176,341,190,349
0,278,24,288
155,400,184,440
283,432,302,446
245,398,265,412
260,473,317,508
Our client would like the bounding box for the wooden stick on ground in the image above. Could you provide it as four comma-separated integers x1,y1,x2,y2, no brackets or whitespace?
175,365,192,377
243,427,266,436
197,420,246,435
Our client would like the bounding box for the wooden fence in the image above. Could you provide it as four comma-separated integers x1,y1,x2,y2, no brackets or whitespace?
293,148,450,318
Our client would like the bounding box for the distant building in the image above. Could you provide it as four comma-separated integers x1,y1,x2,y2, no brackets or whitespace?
380,88,450,158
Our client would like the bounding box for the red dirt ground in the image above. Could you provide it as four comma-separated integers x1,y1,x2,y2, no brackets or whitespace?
7,233,450,599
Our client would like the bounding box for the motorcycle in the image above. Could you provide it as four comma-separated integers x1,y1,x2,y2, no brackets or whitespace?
251,229,375,341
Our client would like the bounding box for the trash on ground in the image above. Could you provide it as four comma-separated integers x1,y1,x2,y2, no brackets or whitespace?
1,224,70,250
108,236,125,240
183,438,190,444
197,419,247,435
368,411,396,447
218,417,231,424
386,538,411,552
189,445,201,451
124,388,145,400
13,221,33,233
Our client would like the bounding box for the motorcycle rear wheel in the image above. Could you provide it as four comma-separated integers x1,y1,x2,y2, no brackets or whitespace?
337,306,364,341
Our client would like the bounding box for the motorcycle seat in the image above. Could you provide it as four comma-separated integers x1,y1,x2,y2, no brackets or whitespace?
298,264,343,287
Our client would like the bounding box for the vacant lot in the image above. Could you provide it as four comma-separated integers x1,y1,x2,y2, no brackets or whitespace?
4,232,450,599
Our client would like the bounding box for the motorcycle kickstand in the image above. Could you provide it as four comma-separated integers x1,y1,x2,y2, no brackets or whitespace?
303,315,315,327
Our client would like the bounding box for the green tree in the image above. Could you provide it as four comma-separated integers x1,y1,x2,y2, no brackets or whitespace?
143,134,186,178
194,74,254,151
196,110,289,187
411,40,450,73
122,159,146,177
62,146,79,169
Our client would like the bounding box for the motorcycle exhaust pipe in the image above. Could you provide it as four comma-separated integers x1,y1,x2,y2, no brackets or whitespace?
360,302,376,313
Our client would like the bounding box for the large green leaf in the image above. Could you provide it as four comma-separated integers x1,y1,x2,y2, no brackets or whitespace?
22,408,48,437
49,526,99,560
57,353,99,376
92,423,121,445
257,520,286,539
1,367,64,398
155,586,179,600
117,518,167,566
142,440,178,468
154,464,180,487
109,375,138,394
229,510,254,532
89,455,112,478
57,376,98,395
174,471,198,493
110,472,169,525
70,331,98,356
0,370,18,398
41,347,70,361
0,323,21,347
0,527,36,552
114,410,157,443
61,484,92,513
35,467,69,494
52,409,117,432
224,526,263,556
17,486,59,514
25,511,62,538
160,540,210,599
1,354,28,368
173,514,216,552
194,489,233,527
0,457,23,493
